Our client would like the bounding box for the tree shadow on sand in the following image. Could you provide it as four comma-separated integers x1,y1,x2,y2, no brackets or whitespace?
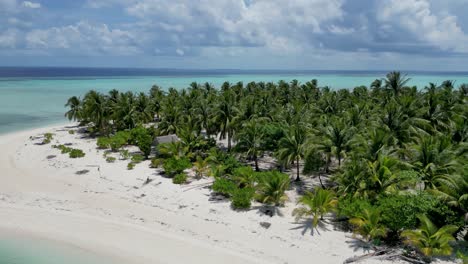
252,204,285,217
290,218,331,236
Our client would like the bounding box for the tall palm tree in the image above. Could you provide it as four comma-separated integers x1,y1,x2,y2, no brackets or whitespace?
216,91,239,151
82,90,110,134
401,214,458,257
235,118,266,171
384,71,411,96
292,188,338,228
319,118,355,167
64,96,82,121
277,124,308,181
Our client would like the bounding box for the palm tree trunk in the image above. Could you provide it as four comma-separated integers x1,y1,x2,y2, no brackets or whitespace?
318,174,324,188
295,157,300,181
227,131,232,151
254,155,259,172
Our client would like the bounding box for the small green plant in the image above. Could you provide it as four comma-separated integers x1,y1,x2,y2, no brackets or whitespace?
97,137,111,149
68,130,75,135
120,149,130,160
212,178,237,197
231,187,254,209
293,188,338,228
173,173,188,184
163,157,191,177
130,126,153,158
131,154,145,163
256,171,290,206
150,157,163,168
127,162,135,170
69,149,85,158
54,144,72,154
106,156,116,163
401,214,458,258
42,133,54,144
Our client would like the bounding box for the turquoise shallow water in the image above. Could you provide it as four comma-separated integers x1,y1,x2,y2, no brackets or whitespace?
1,72,468,134
0,233,117,264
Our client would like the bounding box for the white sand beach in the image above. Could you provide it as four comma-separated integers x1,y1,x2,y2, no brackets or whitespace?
0,124,424,264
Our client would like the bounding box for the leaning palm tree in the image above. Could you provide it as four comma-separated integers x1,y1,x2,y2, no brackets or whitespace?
401,214,458,257
64,96,82,121
277,124,308,181
384,71,411,96
82,90,110,134
292,188,338,229
193,156,209,179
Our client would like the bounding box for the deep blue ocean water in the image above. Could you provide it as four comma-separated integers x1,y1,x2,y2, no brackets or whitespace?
1,67,467,134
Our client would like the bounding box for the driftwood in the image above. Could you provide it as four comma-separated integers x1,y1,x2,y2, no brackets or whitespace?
182,181,214,192
344,248,428,264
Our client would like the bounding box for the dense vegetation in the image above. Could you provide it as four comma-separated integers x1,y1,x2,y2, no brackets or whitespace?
65,72,467,261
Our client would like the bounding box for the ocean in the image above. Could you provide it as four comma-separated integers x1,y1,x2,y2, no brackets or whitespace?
0,232,116,264
1,67,467,134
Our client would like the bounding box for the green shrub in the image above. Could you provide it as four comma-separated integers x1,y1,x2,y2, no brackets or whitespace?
120,149,130,160
337,197,373,219
69,149,85,158
127,162,135,170
163,157,191,177
109,135,127,151
212,178,237,197
97,137,111,149
68,130,75,135
150,157,163,168
231,187,254,209
54,144,72,154
173,173,188,184
42,133,54,144
106,156,116,163
130,126,153,158
377,193,462,232
131,154,145,164
255,171,290,206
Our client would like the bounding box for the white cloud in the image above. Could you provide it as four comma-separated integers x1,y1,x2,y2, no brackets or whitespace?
379,0,468,52
0,0,18,12
25,21,140,55
0,29,18,48
22,1,40,8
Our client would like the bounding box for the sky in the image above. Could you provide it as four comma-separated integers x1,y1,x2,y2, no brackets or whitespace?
0,0,468,70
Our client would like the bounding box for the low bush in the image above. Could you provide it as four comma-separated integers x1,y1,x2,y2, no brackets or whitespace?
42,133,54,144
231,187,255,209
69,149,85,158
150,157,163,168
173,173,188,184
212,177,237,197
127,162,135,170
97,137,111,149
131,154,145,164
337,197,373,219
130,126,153,158
255,171,290,206
120,149,130,160
106,156,116,163
68,130,75,135
163,157,191,177
53,144,72,154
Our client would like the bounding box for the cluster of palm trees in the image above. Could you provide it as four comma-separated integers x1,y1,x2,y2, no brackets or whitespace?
66,71,467,259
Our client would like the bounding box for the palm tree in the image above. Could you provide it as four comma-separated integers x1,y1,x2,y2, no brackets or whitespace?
401,214,458,257
232,166,256,188
235,118,266,171
292,188,338,229
277,124,308,181
193,156,209,179
349,208,387,242
216,91,239,151
319,118,355,167
82,90,110,134
256,171,290,206
64,96,82,121
408,135,460,191
384,71,411,96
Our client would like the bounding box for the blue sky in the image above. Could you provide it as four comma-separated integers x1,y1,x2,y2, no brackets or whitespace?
0,0,468,70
